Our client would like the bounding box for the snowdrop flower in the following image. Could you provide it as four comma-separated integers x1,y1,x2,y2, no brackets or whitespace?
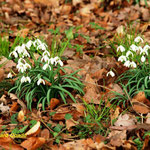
106,71,115,77
7,72,13,78
57,59,63,66
14,46,23,54
118,55,127,62
134,36,144,43
143,45,150,51
33,39,42,47
37,43,48,51
42,63,51,70
21,76,27,83
130,44,139,52
50,56,63,66
24,63,31,69
26,76,31,83
141,56,146,62
130,61,137,68
126,51,133,57
37,78,45,85
41,55,50,63
117,45,125,52
22,50,30,58
17,61,25,73
42,50,50,57
20,76,31,83
9,51,18,58
140,47,148,56
26,40,32,49
124,60,130,68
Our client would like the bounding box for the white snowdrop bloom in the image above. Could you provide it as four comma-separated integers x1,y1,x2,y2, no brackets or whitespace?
37,78,45,85
23,50,30,57
26,76,31,83
118,55,127,62
141,56,146,62
41,55,50,63
126,51,133,57
14,46,23,54
24,63,31,70
21,76,27,83
50,57,56,65
17,62,25,73
124,60,130,68
42,50,50,57
33,39,42,47
134,36,144,43
9,51,18,58
130,61,137,68
117,45,125,52
37,43,47,51
7,72,13,78
143,45,150,51
50,56,63,66
26,40,32,49
42,63,51,70
130,44,139,52
57,59,63,66
140,47,148,56
106,71,115,77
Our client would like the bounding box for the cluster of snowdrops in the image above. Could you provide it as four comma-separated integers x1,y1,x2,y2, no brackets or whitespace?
107,36,150,77
8,39,84,110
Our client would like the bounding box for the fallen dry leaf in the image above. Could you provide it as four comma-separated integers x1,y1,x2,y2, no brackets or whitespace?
90,68,106,81
25,121,41,136
66,119,77,130
146,113,150,124
132,100,150,114
132,91,150,107
17,110,25,122
0,137,24,150
10,102,18,115
108,130,127,147
110,106,120,125
21,137,45,150
72,0,82,6
83,74,101,104
0,103,9,114
114,114,137,127
72,103,85,116
40,128,50,139
49,98,60,110
0,69,4,82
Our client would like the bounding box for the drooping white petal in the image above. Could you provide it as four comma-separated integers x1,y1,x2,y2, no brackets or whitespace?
130,61,137,68
37,78,45,85
21,76,26,83
126,51,133,57
42,63,51,70
117,45,125,52
130,44,139,52
118,55,127,62
7,72,13,78
26,76,31,83
141,56,146,62
106,71,115,77
124,60,130,68
26,40,32,49
134,36,144,43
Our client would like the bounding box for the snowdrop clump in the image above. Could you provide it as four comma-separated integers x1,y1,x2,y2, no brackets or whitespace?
117,36,150,68
8,39,84,110
8,39,63,85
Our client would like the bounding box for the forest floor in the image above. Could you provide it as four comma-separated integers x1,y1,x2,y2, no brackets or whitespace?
0,0,150,149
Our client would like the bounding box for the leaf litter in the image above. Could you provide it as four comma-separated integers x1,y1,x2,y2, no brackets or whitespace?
0,0,150,149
